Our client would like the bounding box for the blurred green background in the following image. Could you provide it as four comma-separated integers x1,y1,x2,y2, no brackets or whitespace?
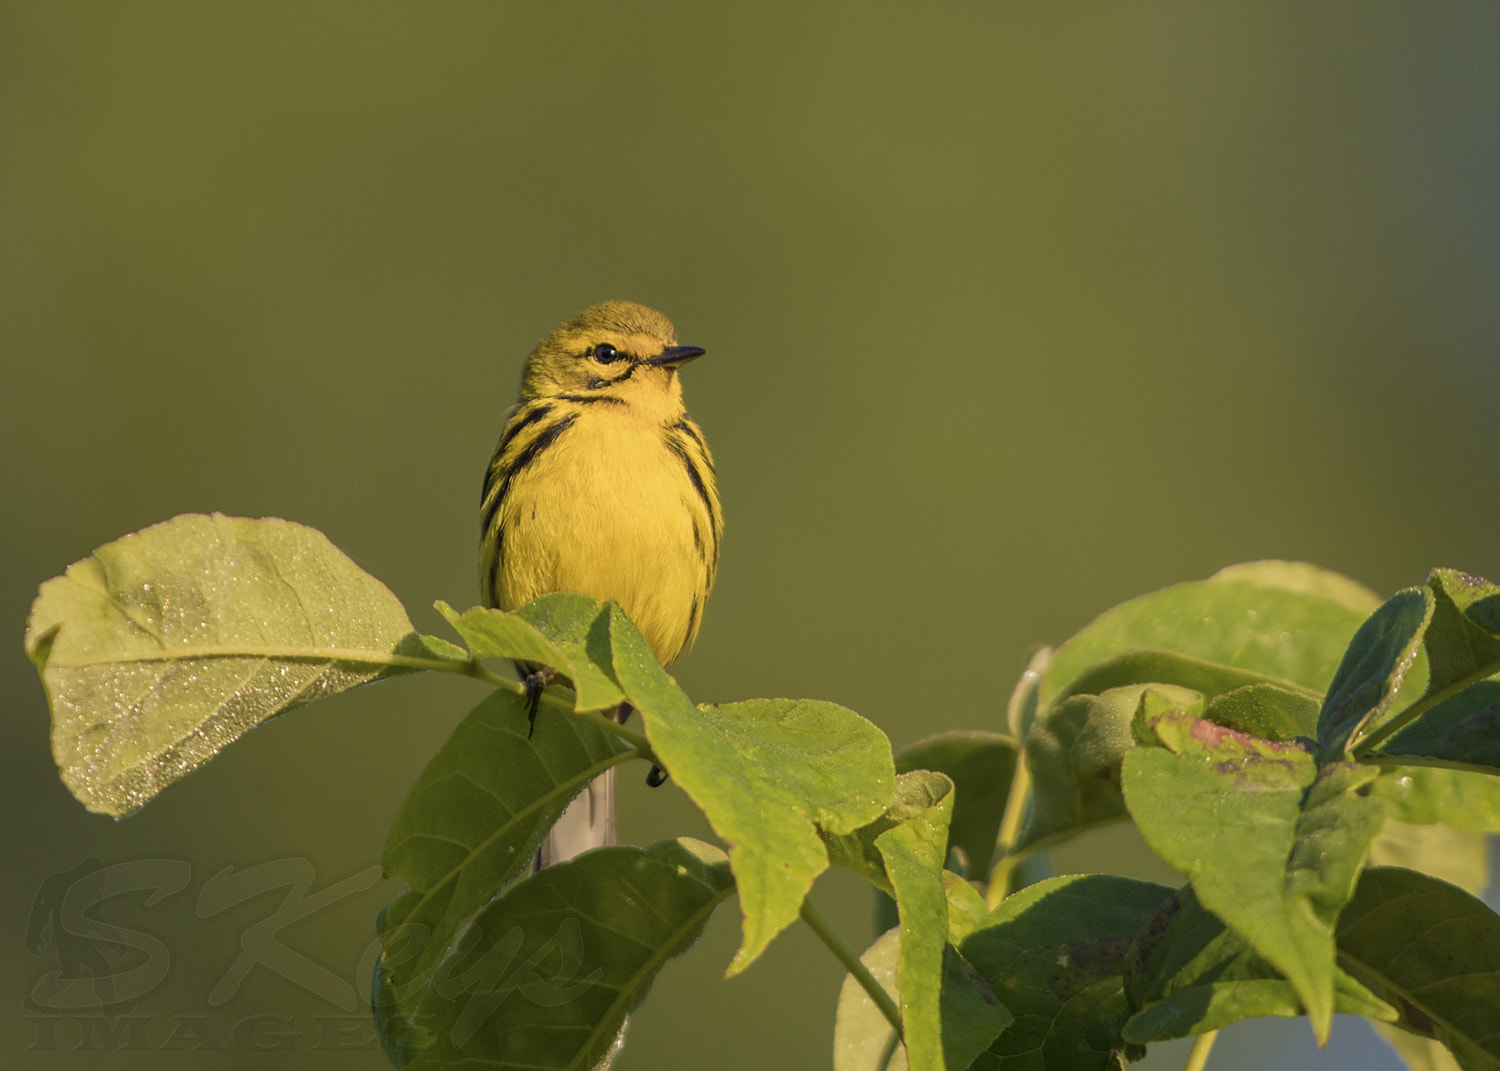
4,4,1498,1068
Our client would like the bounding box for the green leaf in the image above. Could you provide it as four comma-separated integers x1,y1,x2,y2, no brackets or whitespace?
943,872,992,944
1318,587,1434,755
1040,567,1376,711
1006,646,1050,742
1338,867,1500,1071
1053,649,1313,709
873,773,958,1071
1208,560,1384,614
512,593,628,713
834,929,906,1071
607,605,894,975
1016,684,1202,853
379,689,635,982
1374,680,1500,774
1368,820,1490,899
960,874,1173,1070
826,771,955,894
833,929,1013,1071
1369,765,1500,832
1202,682,1322,742
1423,569,1500,696
895,732,1018,877
1372,1024,1465,1071
24,513,458,817
436,595,626,713
375,838,734,1070
1122,707,1385,1042
1122,886,1395,1043
435,600,565,667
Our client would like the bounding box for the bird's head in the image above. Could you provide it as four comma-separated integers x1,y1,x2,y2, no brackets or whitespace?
520,301,704,417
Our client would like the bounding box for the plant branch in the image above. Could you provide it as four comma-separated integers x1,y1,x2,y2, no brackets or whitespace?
1183,1029,1218,1071
451,656,523,691
799,899,903,1039
445,661,661,763
984,754,1033,908
573,708,658,764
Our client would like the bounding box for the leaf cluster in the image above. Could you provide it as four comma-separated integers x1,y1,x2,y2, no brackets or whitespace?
24,518,1500,1070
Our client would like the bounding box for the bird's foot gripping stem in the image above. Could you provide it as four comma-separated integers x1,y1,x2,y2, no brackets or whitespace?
522,664,558,736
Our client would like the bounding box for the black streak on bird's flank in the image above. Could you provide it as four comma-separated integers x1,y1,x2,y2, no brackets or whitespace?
673,418,712,470
487,403,555,485
481,402,555,531
664,434,715,524
686,595,701,644
481,413,579,542
507,414,578,486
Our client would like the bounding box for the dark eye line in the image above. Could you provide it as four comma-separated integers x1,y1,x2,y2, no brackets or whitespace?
588,343,623,365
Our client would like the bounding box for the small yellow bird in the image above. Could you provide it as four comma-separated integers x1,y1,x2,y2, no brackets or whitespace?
480,300,721,864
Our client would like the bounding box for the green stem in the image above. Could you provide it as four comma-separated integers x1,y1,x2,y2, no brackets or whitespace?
799,899,903,1039
455,656,522,691
984,754,1033,908
443,659,661,763
1351,660,1500,758
1183,1029,1217,1071
573,708,657,763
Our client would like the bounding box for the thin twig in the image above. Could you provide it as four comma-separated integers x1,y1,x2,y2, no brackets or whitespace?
799,899,904,1039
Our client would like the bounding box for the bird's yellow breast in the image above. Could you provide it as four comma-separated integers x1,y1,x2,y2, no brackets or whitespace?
491,404,714,665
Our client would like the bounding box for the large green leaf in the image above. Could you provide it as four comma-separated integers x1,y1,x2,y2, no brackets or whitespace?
959,875,1173,1070
1122,886,1394,1043
894,732,1018,877
1039,566,1376,711
607,605,894,974
1337,867,1500,1071
1123,706,1385,1042
1209,560,1384,614
379,689,636,982
375,838,734,1070
24,513,461,817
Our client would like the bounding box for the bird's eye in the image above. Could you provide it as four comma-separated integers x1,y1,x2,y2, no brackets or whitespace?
590,344,621,364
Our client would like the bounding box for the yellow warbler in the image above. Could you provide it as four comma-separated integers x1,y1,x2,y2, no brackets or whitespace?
479,300,720,863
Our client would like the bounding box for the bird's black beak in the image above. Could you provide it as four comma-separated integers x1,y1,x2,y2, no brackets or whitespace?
645,345,705,369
